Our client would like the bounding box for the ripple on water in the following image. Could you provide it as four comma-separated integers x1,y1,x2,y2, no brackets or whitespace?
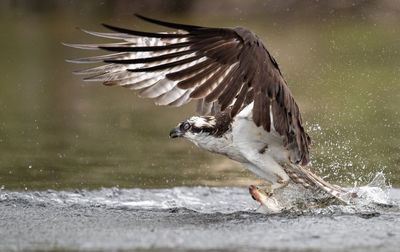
0,182,399,217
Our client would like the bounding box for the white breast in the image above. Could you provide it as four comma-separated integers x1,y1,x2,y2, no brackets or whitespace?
186,132,247,163
233,102,289,163
231,102,290,183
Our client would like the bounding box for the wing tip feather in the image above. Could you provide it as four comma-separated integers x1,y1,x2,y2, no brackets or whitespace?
133,13,203,31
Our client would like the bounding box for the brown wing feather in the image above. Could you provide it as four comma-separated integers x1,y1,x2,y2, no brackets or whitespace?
65,15,310,165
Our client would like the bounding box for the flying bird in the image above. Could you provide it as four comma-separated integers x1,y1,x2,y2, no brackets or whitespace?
65,14,348,212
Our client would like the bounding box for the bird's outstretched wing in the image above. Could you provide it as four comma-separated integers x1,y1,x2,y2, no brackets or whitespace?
65,14,311,165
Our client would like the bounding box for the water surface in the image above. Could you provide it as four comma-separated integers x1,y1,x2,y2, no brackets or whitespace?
1,186,399,251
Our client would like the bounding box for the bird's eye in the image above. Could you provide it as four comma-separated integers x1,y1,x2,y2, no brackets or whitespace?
181,122,191,131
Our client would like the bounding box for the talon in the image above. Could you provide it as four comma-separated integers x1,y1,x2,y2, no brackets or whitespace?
256,184,274,197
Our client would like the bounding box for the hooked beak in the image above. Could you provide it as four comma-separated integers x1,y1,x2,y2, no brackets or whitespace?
169,127,184,138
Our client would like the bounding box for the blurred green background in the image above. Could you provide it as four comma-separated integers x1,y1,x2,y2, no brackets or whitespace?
0,0,399,190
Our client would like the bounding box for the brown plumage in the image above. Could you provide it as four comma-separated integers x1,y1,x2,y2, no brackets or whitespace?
65,14,311,166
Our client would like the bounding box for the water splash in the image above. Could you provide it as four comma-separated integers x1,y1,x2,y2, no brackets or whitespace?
306,122,372,186
253,171,397,215
347,172,393,206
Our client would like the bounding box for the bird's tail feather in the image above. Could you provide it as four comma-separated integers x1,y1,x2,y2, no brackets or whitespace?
284,164,351,202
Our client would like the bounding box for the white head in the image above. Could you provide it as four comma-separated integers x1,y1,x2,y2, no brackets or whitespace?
169,116,217,142
170,115,236,157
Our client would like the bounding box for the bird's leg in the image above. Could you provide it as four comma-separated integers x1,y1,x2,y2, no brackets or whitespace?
252,175,290,198
271,174,290,191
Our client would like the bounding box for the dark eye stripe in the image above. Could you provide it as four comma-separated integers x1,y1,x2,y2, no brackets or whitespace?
191,126,214,134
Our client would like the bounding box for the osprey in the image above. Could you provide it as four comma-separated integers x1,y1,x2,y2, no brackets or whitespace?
65,15,347,212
